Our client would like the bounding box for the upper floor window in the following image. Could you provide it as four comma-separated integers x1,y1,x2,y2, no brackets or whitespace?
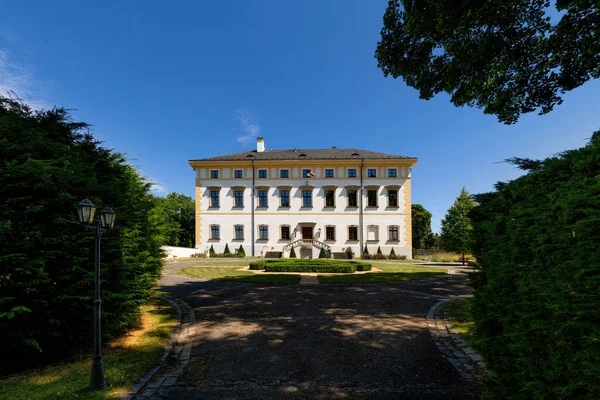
258,169,267,178
348,169,357,178
259,225,269,240
210,225,220,240
367,169,377,178
234,190,244,207
326,226,336,241
281,225,291,240
324,189,335,207
235,225,244,240
258,190,268,207
210,170,219,179
388,189,398,207
348,226,358,241
388,226,399,241
302,190,312,207
388,169,397,178
234,169,243,178
367,189,378,207
209,190,219,207
280,189,290,207
325,169,334,178
280,169,289,178
347,189,358,207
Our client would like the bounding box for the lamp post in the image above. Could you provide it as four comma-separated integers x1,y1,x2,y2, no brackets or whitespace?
76,199,116,391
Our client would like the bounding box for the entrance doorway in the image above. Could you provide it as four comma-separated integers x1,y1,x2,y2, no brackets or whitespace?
302,226,313,239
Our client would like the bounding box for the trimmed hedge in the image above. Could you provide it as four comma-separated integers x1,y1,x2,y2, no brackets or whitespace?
264,264,356,273
470,131,600,399
249,259,372,273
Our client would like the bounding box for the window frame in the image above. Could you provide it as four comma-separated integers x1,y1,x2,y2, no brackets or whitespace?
367,189,378,207
234,169,243,179
210,224,220,240
388,225,399,241
347,189,358,207
325,169,334,178
258,169,268,179
210,170,219,179
387,168,397,178
302,189,313,207
258,189,268,207
280,189,290,207
388,189,398,207
234,225,244,240
209,189,220,207
348,226,359,241
347,169,357,178
367,168,377,178
280,169,289,179
324,189,335,207
280,225,291,240
258,225,269,240
367,225,379,241
234,190,244,207
325,226,336,241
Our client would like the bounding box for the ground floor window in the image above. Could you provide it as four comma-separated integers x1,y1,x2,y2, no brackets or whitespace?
259,225,269,240
326,226,335,241
210,225,220,240
281,225,290,240
348,226,358,241
235,225,244,240
388,226,399,241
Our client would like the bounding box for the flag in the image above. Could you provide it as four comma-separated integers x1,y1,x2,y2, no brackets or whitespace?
307,170,316,178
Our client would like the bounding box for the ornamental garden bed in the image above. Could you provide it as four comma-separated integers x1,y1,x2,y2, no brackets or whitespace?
249,259,372,273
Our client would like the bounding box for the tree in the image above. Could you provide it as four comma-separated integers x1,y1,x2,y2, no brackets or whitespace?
363,244,369,256
289,246,297,258
150,192,195,247
224,243,231,256
390,247,396,257
318,248,327,258
411,204,435,249
0,96,162,372
209,244,216,257
377,246,383,256
376,0,600,124
237,244,246,257
440,188,475,265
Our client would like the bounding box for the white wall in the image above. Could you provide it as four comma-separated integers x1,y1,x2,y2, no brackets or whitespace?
162,245,201,259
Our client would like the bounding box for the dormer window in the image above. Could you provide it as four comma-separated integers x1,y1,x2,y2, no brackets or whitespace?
246,154,254,158
351,152,360,157
299,154,308,158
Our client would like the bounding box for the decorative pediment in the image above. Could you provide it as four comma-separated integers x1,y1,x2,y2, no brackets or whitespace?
385,184,401,190
255,185,270,190
299,184,315,190
322,185,338,190
344,185,360,190
231,185,246,190
206,186,221,190
365,185,380,190
277,185,293,190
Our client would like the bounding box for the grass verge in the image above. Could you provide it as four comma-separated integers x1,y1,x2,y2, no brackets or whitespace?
0,297,177,400
318,264,446,284
176,265,301,285
447,297,482,351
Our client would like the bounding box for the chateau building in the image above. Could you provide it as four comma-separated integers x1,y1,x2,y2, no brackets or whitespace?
188,138,418,259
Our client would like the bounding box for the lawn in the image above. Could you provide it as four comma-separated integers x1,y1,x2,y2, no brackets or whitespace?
447,297,481,350
0,298,177,400
176,265,301,285
318,264,447,284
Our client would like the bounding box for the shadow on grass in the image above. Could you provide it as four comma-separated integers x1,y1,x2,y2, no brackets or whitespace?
319,271,446,284
217,274,301,285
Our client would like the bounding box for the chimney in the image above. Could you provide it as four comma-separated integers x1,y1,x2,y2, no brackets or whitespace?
332,146,337,149
256,137,265,152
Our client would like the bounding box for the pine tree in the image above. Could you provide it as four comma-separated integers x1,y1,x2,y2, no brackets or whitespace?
440,187,475,265
289,246,297,258
224,243,231,256
318,247,327,258
237,244,246,257
209,244,216,257
363,244,369,255
390,247,396,258
377,246,383,256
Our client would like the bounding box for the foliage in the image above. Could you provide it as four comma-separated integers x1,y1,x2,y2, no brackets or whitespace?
440,188,475,264
289,246,297,258
190,252,207,258
0,97,163,372
149,192,194,247
414,251,469,263
236,244,246,257
470,131,600,399
319,264,446,284
362,252,406,260
249,259,372,273
355,263,372,272
209,244,216,257
318,248,327,258
411,204,436,249
362,244,369,255
223,243,231,256
390,247,396,257
375,0,600,124
376,246,383,256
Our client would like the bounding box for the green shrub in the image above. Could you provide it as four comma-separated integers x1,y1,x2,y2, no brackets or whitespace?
249,261,267,270
390,248,396,257
377,246,383,256
363,244,369,255
318,248,327,258
355,263,372,271
289,246,297,258
470,131,600,399
264,264,356,273
209,244,216,257
0,98,162,372
223,243,231,256
236,244,246,257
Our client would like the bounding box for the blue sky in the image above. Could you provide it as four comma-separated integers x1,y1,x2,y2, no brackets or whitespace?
1,1,599,232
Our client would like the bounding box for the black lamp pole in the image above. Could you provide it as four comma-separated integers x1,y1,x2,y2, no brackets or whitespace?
76,199,116,391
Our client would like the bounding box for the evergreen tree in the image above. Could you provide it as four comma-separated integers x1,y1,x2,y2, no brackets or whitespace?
390,248,396,257
289,246,297,258
149,192,195,247
237,244,246,257
363,244,369,256
440,187,475,265
411,204,435,249
224,243,231,256
318,248,327,258
209,244,216,257
377,246,383,256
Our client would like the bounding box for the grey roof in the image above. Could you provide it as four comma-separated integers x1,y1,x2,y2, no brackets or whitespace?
190,148,416,162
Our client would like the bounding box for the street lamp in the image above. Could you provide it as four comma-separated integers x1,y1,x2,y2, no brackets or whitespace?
76,199,116,390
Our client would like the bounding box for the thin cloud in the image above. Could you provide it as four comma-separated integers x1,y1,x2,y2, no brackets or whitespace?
0,49,49,110
235,108,261,145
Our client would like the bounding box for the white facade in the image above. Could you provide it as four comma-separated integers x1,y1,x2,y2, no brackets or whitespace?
189,141,417,259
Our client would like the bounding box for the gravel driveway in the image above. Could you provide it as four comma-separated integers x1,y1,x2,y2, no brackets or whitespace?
159,264,483,399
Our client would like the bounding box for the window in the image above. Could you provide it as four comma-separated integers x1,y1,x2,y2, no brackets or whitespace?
235,225,244,240
348,226,358,241
210,170,219,179
388,189,398,207
210,225,220,240
325,169,334,178
280,189,290,207
258,190,268,207
259,225,268,240
367,189,378,207
326,226,336,241
234,190,244,207
368,225,379,241
258,169,267,178
302,190,312,207
388,169,397,178
388,226,399,241
348,169,357,178
234,170,243,178
280,169,289,178
325,189,335,207
367,169,377,178
302,169,312,178
209,190,219,207
281,226,290,240
347,189,357,207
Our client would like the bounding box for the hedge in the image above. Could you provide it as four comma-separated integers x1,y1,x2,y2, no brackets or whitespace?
470,131,600,399
249,259,372,273
264,264,356,273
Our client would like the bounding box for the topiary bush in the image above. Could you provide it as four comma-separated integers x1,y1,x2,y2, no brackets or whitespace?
289,247,297,258
236,244,246,258
264,263,356,273
318,248,327,258
362,244,369,256
223,243,231,256
209,244,216,257
355,263,372,271
470,131,600,399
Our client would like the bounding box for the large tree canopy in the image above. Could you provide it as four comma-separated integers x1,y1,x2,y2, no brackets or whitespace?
150,192,195,248
411,204,436,249
440,187,475,264
376,0,600,124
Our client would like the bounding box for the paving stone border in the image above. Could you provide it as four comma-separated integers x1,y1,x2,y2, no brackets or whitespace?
121,295,196,400
427,296,487,380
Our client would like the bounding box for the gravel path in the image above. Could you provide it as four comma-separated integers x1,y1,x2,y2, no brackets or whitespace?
158,262,483,399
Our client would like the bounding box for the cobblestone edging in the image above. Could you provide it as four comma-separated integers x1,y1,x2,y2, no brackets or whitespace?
122,296,196,399
427,297,487,380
